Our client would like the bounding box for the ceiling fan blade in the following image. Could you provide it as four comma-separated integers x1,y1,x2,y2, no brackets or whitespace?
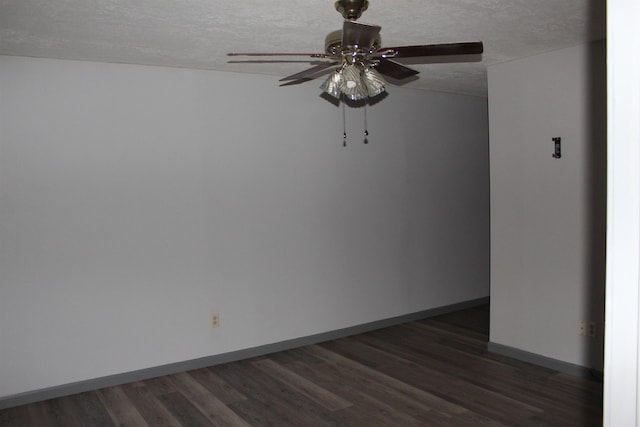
279,62,339,81
227,52,328,58
228,60,328,65
342,20,382,49
375,58,419,80
382,42,484,58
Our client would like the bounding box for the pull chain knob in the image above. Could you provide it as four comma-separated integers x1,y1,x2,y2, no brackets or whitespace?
363,104,369,144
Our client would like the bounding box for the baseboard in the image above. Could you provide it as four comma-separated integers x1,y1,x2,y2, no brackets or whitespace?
487,341,603,380
0,296,489,410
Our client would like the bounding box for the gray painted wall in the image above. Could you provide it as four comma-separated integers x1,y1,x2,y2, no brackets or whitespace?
0,56,489,399
488,41,607,369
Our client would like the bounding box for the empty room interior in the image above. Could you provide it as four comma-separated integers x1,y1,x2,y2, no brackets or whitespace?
1,0,638,426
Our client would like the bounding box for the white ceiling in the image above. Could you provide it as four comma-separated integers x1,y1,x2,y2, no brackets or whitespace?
0,0,605,97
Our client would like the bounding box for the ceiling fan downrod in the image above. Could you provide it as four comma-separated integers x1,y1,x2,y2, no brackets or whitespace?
335,0,369,20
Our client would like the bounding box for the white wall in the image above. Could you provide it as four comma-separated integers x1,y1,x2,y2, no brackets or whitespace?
0,56,490,399
489,42,607,368
604,0,640,424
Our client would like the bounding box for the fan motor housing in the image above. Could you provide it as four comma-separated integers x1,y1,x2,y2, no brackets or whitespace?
325,30,343,55
325,30,381,55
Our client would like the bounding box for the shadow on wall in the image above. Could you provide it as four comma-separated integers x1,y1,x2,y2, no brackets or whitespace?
584,0,607,370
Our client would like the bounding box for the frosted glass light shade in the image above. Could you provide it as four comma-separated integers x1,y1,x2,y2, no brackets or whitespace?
339,64,368,100
363,68,385,97
320,69,343,99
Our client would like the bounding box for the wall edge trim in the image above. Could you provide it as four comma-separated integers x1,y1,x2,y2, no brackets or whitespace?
487,341,603,380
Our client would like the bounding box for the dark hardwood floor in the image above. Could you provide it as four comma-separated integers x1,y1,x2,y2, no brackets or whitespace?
0,305,603,426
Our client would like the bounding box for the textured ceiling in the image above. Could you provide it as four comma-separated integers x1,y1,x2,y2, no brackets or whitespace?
0,0,605,97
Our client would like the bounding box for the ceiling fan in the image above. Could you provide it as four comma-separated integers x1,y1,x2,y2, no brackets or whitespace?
228,0,483,102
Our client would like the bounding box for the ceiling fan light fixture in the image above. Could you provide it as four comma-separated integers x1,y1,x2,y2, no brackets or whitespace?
321,64,387,101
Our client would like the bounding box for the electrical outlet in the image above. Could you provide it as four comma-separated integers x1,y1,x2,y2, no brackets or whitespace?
211,313,220,328
588,322,597,337
579,320,587,336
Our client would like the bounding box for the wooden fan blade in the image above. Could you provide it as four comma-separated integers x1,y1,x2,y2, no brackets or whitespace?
342,20,382,49
376,58,419,80
227,52,328,58
279,62,339,81
383,42,483,58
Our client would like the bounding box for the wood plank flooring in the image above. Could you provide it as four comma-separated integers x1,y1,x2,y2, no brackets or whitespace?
0,305,603,426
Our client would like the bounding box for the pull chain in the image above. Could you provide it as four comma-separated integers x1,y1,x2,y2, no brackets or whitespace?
342,100,347,147
340,99,371,147
363,104,369,144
